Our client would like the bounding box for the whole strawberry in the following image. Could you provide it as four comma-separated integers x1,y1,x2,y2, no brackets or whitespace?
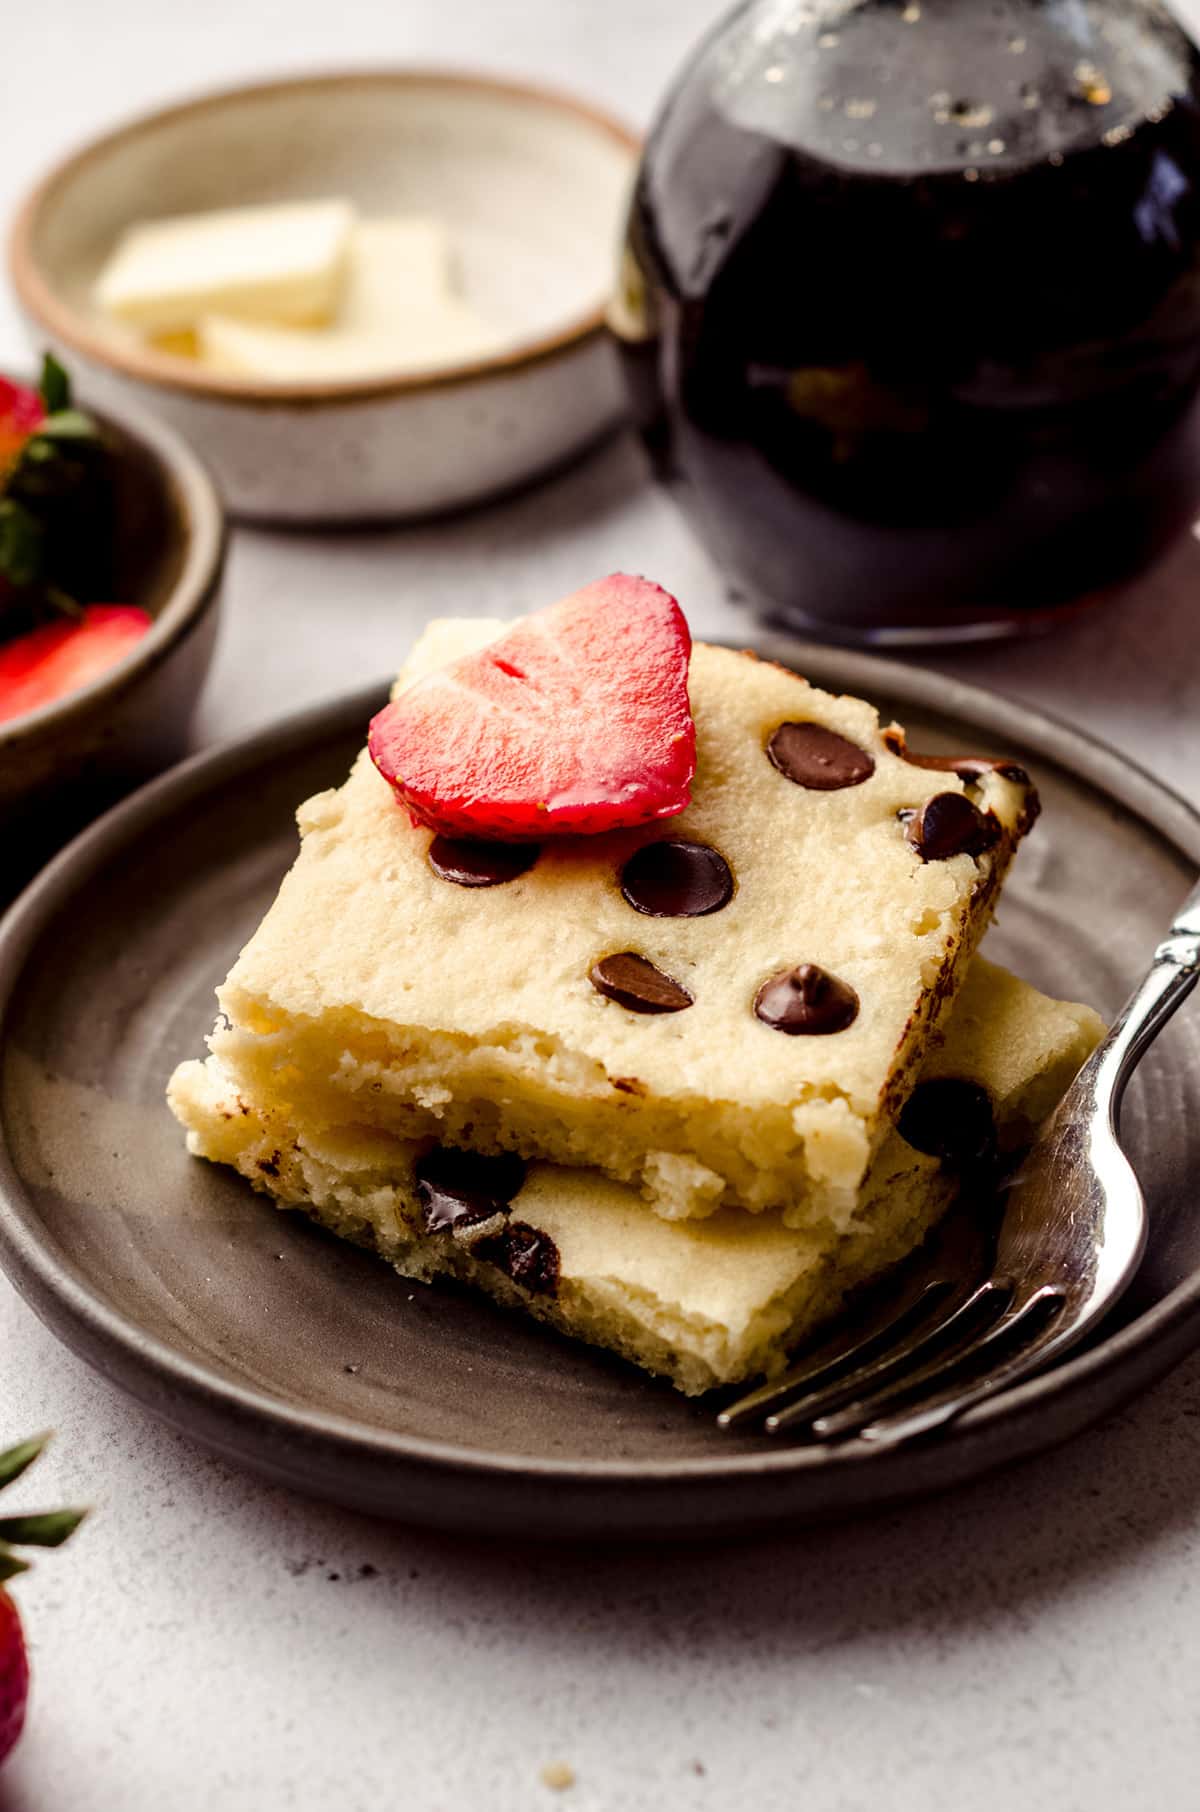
0,377,46,484
0,1436,86,1769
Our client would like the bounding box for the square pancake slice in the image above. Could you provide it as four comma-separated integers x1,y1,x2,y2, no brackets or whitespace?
196,618,1039,1230
169,959,1104,1396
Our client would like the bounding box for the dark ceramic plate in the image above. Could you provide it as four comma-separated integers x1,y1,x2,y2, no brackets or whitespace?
1,638,1198,1539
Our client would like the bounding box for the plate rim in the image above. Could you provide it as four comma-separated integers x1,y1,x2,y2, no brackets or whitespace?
2,636,1199,1497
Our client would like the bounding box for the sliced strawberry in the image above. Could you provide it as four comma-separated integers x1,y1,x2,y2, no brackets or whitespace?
0,605,153,726
368,575,696,840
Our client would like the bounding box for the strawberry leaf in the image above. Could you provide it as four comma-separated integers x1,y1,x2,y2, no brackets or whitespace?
38,352,71,416
0,1435,48,1491
0,1435,86,1582
34,410,98,445
18,438,63,468
0,1510,87,1547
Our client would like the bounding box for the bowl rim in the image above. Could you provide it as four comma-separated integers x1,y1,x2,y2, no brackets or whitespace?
8,67,642,411
0,384,227,747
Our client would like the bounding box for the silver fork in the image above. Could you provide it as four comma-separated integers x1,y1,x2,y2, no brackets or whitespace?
719,874,1200,1447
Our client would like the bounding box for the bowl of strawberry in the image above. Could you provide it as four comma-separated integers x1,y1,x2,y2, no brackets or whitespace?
0,355,224,861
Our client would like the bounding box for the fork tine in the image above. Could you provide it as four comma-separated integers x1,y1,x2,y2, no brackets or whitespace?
810,1285,1066,1444
717,1277,954,1431
765,1281,1008,1434
719,1194,999,1432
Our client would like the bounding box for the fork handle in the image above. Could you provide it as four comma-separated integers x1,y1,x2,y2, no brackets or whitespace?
1091,873,1200,1123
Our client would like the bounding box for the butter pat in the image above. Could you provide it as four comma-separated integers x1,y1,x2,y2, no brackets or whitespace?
341,218,454,324
198,295,502,382
94,199,355,334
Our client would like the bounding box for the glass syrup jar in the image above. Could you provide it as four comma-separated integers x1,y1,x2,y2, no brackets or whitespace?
616,0,1200,643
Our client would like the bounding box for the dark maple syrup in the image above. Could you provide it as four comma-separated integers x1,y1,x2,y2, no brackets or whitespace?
619,0,1200,640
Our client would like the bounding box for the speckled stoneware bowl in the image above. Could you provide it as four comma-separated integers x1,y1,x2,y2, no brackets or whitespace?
0,392,225,886
9,71,639,523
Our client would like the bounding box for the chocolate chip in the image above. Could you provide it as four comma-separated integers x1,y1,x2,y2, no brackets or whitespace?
767,722,876,791
413,1146,527,1234
620,840,733,917
475,1220,561,1296
921,753,1031,787
589,953,694,1014
753,964,859,1035
1017,789,1042,836
898,1079,997,1169
882,728,1031,788
428,837,539,887
956,758,1030,786
904,792,1001,861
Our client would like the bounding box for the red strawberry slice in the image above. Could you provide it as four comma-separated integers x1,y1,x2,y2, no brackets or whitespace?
0,605,153,726
368,575,696,839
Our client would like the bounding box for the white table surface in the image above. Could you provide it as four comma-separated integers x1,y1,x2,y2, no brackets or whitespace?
3,5,1200,1808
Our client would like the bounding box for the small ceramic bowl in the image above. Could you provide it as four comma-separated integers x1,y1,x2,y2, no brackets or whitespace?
10,71,640,523
0,390,225,878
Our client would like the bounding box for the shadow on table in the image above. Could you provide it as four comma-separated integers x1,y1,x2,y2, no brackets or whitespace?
418,1350,1200,1648
201,1342,1200,1661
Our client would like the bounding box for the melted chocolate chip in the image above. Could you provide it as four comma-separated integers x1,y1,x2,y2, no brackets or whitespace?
898,1079,997,1170
767,722,876,791
753,964,860,1035
620,840,734,917
589,952,694,1014
915,752,1031,787
427,837,539,887
475,1220,561,1296
413,1146,527,1234
904,792,1001,862
882,728,1031,788
953,757,1030,786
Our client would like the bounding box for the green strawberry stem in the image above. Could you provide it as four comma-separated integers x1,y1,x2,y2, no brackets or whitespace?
0,1436,86,1583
